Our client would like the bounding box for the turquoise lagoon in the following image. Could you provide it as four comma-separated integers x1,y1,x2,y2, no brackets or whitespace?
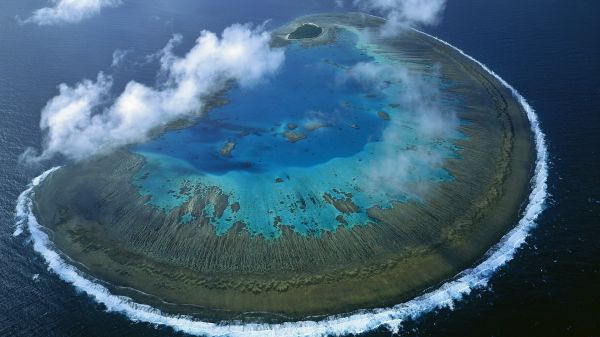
132,28,462,238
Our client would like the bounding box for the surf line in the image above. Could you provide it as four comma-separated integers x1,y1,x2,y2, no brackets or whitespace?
15,32,548,337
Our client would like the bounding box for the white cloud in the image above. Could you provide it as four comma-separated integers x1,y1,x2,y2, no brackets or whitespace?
353,0,447,34
23,0,122,26
25,24,285,162
345,61,459,197
111,49,131,67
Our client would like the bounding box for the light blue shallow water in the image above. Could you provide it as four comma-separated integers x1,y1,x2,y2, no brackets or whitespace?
132,28,461,238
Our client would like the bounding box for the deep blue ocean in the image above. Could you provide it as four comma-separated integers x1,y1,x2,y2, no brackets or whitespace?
1,0,599,336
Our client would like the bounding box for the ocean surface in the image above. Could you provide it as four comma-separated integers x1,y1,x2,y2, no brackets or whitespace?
1,0,598,336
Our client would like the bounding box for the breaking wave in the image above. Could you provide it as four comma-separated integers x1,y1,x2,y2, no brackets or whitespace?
14,32,548,337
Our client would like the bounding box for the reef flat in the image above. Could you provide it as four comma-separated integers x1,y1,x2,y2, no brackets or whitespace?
33,13,534,322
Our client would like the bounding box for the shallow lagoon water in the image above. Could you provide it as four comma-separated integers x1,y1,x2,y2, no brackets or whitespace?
133,28,460,238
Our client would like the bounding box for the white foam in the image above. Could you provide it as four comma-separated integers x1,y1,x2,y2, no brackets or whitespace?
13,167,61,237
16,32,548,337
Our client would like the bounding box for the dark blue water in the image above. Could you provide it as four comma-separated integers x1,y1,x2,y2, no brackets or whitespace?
1,0,599,336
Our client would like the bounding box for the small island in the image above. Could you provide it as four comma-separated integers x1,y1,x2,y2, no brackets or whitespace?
287,23,323,40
